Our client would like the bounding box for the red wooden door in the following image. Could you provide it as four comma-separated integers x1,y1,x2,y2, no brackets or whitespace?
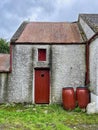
35,69,50,104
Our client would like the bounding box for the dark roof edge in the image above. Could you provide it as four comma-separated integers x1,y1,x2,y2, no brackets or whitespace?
11,21,29,42
0,70,10,73
11,42,86,45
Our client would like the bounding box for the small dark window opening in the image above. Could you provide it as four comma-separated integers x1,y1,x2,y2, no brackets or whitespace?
38,49,46,61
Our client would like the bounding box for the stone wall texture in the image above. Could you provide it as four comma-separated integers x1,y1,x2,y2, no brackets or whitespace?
8,45,50,103
79,16,98,112
7,44,85,103
0,73,8,103
8,45,33,103
90,38,98,95
51,45,86,103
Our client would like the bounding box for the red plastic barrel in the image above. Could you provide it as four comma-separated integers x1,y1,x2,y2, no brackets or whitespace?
62,87,76,110
76,87,90,108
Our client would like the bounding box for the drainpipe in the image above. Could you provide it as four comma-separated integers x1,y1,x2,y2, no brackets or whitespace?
9,43,12,72
85,41,90,86
85,32,98,86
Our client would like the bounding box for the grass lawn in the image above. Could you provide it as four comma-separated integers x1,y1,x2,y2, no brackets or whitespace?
0,104,98,130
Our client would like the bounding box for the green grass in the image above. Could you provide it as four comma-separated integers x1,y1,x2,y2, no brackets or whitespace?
0,103,98,130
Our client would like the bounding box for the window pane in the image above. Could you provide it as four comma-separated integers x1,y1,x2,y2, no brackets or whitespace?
38,49,46,61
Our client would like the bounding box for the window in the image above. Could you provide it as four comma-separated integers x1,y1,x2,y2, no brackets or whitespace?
38,49,46,61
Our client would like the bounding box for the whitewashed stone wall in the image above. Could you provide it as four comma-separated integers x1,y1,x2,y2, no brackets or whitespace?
51,45,86,103
89,38,98,94
79,17,95,39
79,16,98,111
8,45,50,103
89,38,98,110
0,73,8,103
8,44,86,103
8,45,33,103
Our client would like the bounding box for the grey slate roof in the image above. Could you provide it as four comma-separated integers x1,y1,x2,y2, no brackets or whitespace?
79,14,98,32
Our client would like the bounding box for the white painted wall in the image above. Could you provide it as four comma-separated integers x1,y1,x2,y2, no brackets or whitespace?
51,45,86,103
8,45,33,103
0,73,8,103
8,45,50,103
89,38,98,111
8,44,86,104
89,38,98,94
91,93,98,112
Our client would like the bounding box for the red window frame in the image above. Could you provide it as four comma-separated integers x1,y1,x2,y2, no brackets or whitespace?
38,49,46,61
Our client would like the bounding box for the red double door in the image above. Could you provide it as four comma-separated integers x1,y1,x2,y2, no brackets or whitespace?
35,69,50,104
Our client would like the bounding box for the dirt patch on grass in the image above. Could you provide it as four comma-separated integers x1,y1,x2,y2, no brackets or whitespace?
0,124,31,130
69,124,98,130
0,123,98,130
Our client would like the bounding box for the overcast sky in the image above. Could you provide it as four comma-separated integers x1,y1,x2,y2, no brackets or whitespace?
0,0,98,41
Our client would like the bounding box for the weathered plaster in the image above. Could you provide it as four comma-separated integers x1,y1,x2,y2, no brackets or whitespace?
7,44,86,104
0,73,8,103
89,38,98,111
89,38,98,95
51,45,86,103
8,45,33,103
8,45,50,103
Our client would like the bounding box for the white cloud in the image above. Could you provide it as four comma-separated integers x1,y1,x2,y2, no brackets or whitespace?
0,0,98,40
29,7,43,21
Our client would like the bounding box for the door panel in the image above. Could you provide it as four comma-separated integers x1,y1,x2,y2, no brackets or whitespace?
35,69,50,104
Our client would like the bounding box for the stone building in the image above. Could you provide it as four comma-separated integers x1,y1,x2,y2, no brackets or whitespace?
0,14,98,111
